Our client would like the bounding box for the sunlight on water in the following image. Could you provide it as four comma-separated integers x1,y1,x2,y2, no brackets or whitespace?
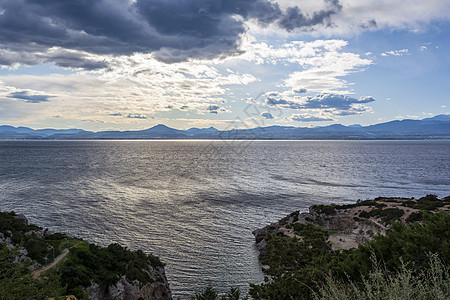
0,140,449,297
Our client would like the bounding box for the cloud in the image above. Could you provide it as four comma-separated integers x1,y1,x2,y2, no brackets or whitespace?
291,113,333,122
206,105,227,114
6,91,53,103
275,40,372,92
110,112,148,119
0,0,343,65
260,112,274,119
301,0,450,35
265,92,375,116
358,19,377,29
126,113,148,119
293,88,307,93
381,49,409,56
276,0,342,31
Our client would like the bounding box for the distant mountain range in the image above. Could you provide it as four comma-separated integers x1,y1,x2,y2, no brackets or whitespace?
1,115,449,140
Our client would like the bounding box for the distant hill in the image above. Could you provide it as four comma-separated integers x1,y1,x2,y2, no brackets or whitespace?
1,115,449,140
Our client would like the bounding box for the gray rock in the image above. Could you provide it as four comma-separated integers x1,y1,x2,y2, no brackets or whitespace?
14,213,28,225
87,265,172,300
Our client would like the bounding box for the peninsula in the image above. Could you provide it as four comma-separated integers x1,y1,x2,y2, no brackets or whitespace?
0,212,172,300
250,195,450,299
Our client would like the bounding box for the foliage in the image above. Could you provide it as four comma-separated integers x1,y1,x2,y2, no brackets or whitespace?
0,211,165,299
60,242,164,297
404,194,450,210
249,211,450,299
313,254,449,300
192,285,246,300
311,205,336,215
406,211,423,223
0,245,66,299
359,207,404,223
0,211,39,237
192,284,219,300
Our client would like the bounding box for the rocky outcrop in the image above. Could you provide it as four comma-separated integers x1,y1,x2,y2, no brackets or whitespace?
1,211,173,300
252,198,410,258
88,266,172,300
254,196,450,259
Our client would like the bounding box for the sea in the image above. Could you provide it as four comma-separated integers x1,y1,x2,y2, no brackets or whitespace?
0,140,449,297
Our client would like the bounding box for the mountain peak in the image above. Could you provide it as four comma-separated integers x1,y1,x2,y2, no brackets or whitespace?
150,124,172,129
422,114,450,122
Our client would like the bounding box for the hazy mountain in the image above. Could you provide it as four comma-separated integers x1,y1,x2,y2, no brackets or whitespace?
186,126,219,136
1,115,449,140
422,114,450,122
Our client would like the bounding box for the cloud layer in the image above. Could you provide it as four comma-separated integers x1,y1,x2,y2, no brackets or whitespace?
7,91,53,103
266,92,375,118
0,0,342,65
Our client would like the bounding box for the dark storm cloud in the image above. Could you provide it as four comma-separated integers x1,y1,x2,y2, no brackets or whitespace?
0,48,108,70
265,93,375,115
7,91,53,103
0,0,342,65
278,0,342,31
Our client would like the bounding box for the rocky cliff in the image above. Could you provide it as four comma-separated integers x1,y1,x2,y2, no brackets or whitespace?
0,211,172,300
253,195,450,258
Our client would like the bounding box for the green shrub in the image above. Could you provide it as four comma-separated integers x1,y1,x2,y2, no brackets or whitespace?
313,254,449,300
250,211,449,299
406,211,423,223
24,237,50,264
312,205,336,215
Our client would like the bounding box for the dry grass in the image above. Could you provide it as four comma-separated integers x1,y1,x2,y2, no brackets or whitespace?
313,254,449,300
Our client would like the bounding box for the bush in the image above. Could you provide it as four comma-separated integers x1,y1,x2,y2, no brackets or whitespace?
406,211,423,223
313,254,449,300
24,238,49,264
359,207,404,223
312,205,336,215
249,211,450,299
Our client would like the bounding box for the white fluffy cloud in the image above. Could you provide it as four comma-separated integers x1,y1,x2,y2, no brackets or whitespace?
239,38,372,92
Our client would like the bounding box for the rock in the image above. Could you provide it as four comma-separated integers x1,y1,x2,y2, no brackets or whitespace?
139,281,172,300
256,239,267,257
14,213,28,225
88,266,172,300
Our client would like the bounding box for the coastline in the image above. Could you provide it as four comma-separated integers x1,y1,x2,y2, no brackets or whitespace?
248,195,450,299
0,211,172,300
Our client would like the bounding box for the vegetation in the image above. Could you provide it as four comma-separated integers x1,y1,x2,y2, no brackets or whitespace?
192,285,246,300
249,210,449,299
2,195,449,299
61,242,164,297
358,207,404,223
313,254,449,300
0,211,166,299
403,194,450,210
0,245,66,299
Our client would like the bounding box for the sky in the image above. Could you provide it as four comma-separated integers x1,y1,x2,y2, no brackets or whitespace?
0,0,449,131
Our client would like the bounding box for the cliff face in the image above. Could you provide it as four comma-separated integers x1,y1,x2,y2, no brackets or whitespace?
0,211,172,300
88,268,172,300
253,196,450,258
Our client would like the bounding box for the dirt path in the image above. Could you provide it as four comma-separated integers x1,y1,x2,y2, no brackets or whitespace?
32,248,69,279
